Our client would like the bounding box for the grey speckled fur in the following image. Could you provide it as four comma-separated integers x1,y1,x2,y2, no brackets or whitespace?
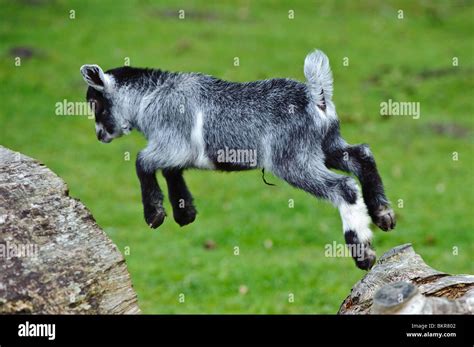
80,50,396,270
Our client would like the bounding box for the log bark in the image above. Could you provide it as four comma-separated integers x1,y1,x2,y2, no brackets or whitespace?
0,146,140,314
338,244,473,314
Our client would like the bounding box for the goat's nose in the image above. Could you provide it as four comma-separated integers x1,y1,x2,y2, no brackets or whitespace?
97,129,103,140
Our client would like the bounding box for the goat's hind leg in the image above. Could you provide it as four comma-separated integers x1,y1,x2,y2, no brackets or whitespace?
325,142,396,231
273,160,376,270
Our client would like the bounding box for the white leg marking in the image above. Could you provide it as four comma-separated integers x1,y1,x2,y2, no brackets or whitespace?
338,189,372,244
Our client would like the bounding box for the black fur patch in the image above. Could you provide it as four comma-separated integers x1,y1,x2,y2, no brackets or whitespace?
106,66,168,87
344,229,360,245
212,161,254,171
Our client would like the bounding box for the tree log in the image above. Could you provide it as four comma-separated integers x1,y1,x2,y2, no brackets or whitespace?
339,244,473,314
0,146,140,314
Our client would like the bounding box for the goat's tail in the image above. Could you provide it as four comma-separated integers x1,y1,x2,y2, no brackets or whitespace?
304,50,333,110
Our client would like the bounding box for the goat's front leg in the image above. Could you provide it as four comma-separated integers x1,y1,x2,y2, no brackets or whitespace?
163,169,197,227
136,153,166,229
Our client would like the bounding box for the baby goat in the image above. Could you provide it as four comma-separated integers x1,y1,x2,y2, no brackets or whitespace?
80,50,395,270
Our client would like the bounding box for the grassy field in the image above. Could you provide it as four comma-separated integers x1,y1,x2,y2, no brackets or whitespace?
1,0,473,313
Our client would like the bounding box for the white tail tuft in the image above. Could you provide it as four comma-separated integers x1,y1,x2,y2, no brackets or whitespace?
304,50,333,109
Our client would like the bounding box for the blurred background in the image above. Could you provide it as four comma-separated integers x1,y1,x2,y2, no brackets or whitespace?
0,0,473,313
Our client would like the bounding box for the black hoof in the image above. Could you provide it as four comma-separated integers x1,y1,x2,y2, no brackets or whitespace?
345,230,377,270
354,247,376,270
373,206,396,231
173,205,197,227
144,204,166,229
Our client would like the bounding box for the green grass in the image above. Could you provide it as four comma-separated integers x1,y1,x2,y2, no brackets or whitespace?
1,0,473,313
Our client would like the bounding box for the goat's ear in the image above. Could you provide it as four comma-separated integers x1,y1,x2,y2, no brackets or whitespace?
80,64,108,91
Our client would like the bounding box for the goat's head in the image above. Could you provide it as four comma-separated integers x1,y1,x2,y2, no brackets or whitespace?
80,64,132,143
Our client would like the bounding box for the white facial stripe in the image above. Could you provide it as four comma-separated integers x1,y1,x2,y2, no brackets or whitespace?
339,190,372,244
